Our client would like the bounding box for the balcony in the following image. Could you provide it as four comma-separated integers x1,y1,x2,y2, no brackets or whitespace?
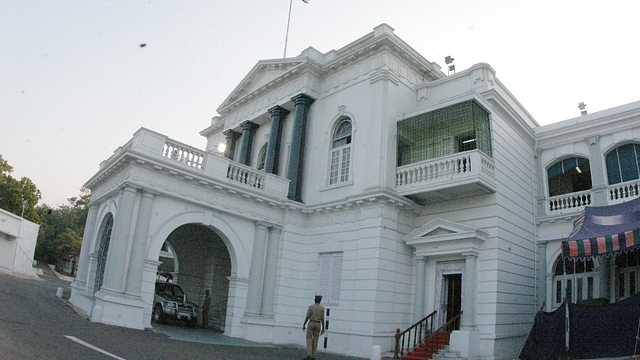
88,128,290,201
541,180,640,218
608,179,640,204
547,190,592,216
396,149,496,204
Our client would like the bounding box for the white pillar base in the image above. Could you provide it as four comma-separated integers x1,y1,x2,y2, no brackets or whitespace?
449,330,479,360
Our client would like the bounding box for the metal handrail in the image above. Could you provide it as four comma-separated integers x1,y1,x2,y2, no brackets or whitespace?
393,311,437,359
422,311,463,360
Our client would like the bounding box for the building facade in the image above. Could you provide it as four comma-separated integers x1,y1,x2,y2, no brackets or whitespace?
69,24,640,359
0,207,39,277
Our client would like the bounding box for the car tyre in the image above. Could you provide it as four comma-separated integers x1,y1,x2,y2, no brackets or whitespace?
153,304,166,324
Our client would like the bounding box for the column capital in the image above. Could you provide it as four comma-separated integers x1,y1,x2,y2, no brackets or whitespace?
268,105,290,117
291,93,316,106
585,135,600,146
534,148,543,158
255,220,272,230
461,251,479,258
223,129,241,138
119,184,139,194
140,189,159,199
240,120,259,130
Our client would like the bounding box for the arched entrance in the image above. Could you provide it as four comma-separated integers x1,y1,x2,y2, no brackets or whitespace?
157,223,231,331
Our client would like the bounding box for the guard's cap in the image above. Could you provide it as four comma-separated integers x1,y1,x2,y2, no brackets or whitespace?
315,295,323,301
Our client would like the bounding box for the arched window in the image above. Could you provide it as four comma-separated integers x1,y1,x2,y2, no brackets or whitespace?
547,156,592,197
606,143,640,185
256,144,267,171
94,213,113,293
552,256,597,307
329,118,352,185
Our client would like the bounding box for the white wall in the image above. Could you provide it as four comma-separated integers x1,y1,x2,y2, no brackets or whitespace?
0,208,39,277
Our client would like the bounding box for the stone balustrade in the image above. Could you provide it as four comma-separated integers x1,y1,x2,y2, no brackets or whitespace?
95,128,290,200
162,140,204,169
397,150,494,187
608,179,640,203
227,162,265,190
547,190,592,214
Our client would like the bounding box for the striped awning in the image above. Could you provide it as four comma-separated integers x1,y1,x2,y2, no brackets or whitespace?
561,197,640,259
562,228,640,258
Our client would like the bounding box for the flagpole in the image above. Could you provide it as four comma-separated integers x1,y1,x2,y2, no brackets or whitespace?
283,0,293,58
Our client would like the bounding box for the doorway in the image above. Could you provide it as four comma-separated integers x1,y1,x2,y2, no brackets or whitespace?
442,273,462,325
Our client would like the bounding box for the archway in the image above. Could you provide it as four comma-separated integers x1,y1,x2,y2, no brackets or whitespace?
158,223,232,331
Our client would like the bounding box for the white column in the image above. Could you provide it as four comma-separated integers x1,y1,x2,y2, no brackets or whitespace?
73,203,99,293
461,252,477,330
537,241,547,309
125,190,156,297
245,221,269,315
260,226,282,316
585,136,608,205
86,252,99,295
227,276,250,337
102,186,138,294
414,256,427,322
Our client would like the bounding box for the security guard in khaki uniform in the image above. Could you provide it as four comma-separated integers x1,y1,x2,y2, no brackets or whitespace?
302,295,325,360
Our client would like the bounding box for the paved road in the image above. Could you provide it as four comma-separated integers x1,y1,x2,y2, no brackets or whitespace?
0,266,367,360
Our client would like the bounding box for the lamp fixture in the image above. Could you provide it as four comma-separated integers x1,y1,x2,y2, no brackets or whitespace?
445,56,455,75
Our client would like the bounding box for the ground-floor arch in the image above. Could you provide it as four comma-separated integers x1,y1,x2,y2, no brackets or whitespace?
153,223,232,331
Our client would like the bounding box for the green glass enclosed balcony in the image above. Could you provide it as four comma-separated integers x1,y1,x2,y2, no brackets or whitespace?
396,100,496,204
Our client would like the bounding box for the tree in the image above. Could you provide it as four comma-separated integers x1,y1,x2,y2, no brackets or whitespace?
35,189,90,266
0,154,41,223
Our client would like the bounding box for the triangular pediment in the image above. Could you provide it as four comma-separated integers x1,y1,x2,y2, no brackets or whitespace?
217,58,306,113
404,218,488,257
406,219,479,240
425,227,456,236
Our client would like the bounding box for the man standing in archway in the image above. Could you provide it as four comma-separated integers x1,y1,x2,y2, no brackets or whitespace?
202,290,211,328
302,295,325,360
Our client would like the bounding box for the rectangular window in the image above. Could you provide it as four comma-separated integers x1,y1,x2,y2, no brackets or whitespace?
318,252,343,306
618,273,626,298
577,278,583,301
329,147,350,185
329,150,340,185
340,147,350,183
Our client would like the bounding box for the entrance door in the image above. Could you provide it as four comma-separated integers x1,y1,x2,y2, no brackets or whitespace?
441,273,462,327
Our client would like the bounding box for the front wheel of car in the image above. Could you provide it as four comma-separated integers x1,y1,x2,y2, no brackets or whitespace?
153,304,165,324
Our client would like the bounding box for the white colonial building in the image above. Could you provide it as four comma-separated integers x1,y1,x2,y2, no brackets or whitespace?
69,24,640,359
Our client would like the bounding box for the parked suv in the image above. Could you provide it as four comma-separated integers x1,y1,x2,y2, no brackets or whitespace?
153,281,198,326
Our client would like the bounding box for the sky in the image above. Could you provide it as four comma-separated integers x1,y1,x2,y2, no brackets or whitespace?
1,0,639,207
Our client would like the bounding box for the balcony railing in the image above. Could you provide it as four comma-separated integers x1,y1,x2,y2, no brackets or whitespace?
94,128,290,199
548,190,592,215
609,179,640,203
162,140,204,169
396,150,495,204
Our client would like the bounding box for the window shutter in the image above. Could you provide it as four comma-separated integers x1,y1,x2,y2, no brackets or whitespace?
318,253,332,299
318,252,343,306
329,253,343,305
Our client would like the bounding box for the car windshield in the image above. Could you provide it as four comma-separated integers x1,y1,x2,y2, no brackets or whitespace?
156,283,186,298
172,285,185,297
